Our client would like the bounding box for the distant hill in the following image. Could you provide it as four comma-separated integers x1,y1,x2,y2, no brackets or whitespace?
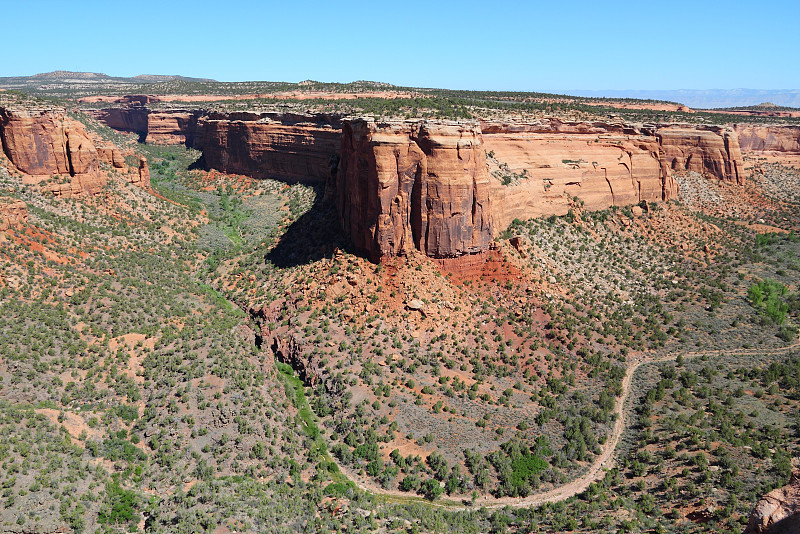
561,89,800,109
0,71,216,90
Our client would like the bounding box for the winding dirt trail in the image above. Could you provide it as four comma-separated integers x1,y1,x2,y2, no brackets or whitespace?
337,341,800,510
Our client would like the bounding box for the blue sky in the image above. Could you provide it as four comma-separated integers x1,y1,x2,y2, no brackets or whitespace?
3,0,798,91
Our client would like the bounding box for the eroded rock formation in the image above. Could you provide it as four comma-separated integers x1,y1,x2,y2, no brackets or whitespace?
0,107,99,177
336,119,493,260
0,104,152,196
657,126,742,184
195,112,341,182
0,197,27,230
89,107,203,145
97,145,125,168
90,106,747,261
0,106,106,196
482,121,669,226
735,125,800,154
481,120,743,229
745,471,800,534
89,106,150,140
136,157,150,188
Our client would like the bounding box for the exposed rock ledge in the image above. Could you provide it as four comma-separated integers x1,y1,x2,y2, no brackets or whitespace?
744,470,800,534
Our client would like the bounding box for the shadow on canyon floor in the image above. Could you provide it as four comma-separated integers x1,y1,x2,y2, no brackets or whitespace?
266,188,350,268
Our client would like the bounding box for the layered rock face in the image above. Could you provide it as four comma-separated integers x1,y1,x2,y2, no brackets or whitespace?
89,107,202,145
0,106,106,196
657,126,743,184
0,107,99,178
97,145,125,168
0,105,151,196
745,471,800,534
336,119,493,259
90,107,747,261
147,111,202,145
735,125,800,154
482,120,742,229
195,112,342,183
0,197,27,230
89,107,150,140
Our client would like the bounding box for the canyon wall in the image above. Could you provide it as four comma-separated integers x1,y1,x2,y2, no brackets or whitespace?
336,119,493,259
90,106,747,260
0,105,151,195
195,112,341,183
0,107,99,177
481,120,672,227
657,126,742,184
92,107,341,183
0,106,106,195
734,125,800,154
481,120,742,229
89,107,203,145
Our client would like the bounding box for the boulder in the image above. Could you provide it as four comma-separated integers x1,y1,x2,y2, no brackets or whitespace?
745,471,800,534
0,197,27,230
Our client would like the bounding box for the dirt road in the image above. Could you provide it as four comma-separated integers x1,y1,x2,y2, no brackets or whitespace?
337,341,800,510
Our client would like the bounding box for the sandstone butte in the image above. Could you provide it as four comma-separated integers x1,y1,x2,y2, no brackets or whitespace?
0,105,149,196
88,104,800,261
745,470,800,534
0,197,28,231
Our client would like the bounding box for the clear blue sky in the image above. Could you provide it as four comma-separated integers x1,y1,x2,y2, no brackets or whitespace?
3,0,798,91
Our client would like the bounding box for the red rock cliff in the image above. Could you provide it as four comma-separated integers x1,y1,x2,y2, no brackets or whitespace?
195,112,341,183
482,120,743,229
657,126,743,184
336,119,493,260
0,107,99,177
0,106,106,196
89,106,150,140
89,107,202,145
734,125,800,153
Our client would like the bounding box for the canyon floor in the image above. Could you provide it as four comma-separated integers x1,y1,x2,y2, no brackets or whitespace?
0,77,799,533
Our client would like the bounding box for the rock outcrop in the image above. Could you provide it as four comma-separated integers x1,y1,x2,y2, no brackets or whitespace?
136,157,150,188
89,107,203,145
735,125,800,154
195,112,341,183
147,111,202,145
97,145,125,168
1,104,151,196
336,119,493,259
744,471,800,534
482,121,673,226
0,106,106,196
657,126,743,184
90,106,747,261
0,197,27,230
0,107,99,177
89,106,150,141
481,120,745,229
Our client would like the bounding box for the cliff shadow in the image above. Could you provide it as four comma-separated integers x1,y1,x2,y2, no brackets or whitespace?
265,187,348,268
